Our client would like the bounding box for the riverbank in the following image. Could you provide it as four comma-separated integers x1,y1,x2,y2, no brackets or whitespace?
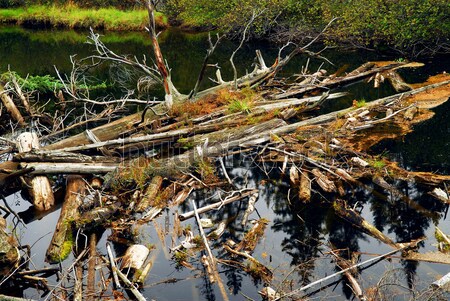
0,5,167,30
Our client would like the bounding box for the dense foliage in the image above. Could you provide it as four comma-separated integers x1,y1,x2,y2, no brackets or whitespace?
0,0,138,9
163,0,450,55
0,0,448,55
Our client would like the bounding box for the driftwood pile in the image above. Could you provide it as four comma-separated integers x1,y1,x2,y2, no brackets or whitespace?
0,4,450,301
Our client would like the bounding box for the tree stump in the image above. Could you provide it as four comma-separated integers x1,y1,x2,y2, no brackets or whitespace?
16,132,55,211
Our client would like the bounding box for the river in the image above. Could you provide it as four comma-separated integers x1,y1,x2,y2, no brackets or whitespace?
0,25,449,300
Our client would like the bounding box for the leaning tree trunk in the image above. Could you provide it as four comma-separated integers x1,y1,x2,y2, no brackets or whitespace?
0,83,26,127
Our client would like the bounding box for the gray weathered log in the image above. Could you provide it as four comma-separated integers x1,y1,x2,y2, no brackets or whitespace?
16,132,55,211
19,162,119,175
14,150,120,163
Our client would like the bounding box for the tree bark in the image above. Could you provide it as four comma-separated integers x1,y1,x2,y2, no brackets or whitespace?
136,176,163,213
46,175,86,263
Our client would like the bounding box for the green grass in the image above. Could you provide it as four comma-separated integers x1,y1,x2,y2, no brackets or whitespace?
0,5,168,31
355,99,367,108
228,99,252,114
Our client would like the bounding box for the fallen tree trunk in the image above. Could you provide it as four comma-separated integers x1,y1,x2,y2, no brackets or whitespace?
136,176,163,212
46,175,86,263
76,202,121,229
333,199,401,249
0,83,26,127
14,150,120,163
16,132,55,211
19,162,119,175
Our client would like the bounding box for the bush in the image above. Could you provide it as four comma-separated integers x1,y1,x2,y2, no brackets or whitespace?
0,0,26,8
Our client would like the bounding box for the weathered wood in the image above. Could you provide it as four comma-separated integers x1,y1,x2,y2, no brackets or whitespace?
223,244,273,283
201,255,215,283
76,202,120,229
333,200,400,249
46,175,86,263
106,243,121,289
236,218,268,253
191,198,230,301
120,244,150,282
74,260,83,301
14,150,120,163
114,266,146,301
311,168,336,193
403,105,418,120
19,162,119,175
0,83,26,127
179,189,258,221
272,62,406,99
87,233,97,301
331,250,367,301
241,192,259,226
16,132,55,211
299,170,311,202
273,245,416,301
385,70,412,92
432,272,450,288
136,176,163,213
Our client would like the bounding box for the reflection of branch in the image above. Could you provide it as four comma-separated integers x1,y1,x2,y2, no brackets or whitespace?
274,243,416,300
190,33,223,99
84,29,162,84
230,10,264,90
274,18,338,76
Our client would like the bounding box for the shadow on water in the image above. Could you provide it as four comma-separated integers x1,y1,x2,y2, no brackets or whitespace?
1,25,449,300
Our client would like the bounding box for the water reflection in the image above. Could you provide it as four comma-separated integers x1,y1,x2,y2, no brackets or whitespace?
1,25,449,300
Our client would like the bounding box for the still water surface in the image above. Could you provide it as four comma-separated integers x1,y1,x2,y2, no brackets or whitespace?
0,26,449,300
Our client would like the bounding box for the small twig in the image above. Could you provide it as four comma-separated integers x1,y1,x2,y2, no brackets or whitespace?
106,243,121,289
218,157,233,186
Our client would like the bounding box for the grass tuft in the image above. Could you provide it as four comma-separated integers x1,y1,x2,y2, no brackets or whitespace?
0,5,168,31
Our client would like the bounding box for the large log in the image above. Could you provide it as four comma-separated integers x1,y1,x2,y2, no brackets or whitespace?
19,162,119,175
46,175,87,263
16,132,55,211
136,176,163,212
14,150,120,163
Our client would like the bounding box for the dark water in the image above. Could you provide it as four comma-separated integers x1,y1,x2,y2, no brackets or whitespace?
1,25,449,300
